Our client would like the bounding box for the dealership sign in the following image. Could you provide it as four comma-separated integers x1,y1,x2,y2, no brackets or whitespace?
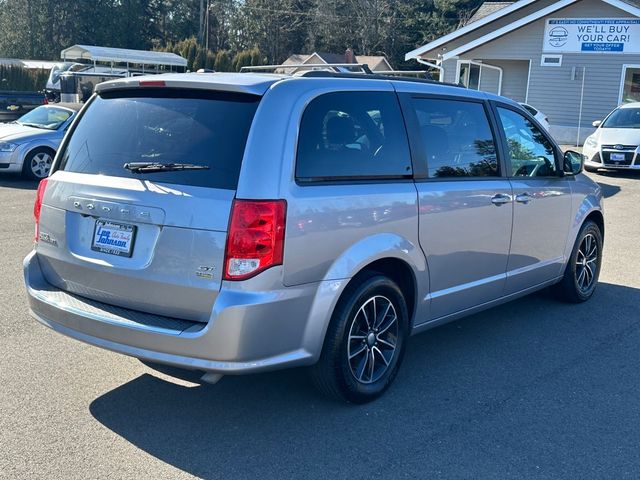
544,18,640,53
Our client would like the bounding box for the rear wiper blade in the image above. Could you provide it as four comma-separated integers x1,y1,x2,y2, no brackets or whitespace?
123,162,210,173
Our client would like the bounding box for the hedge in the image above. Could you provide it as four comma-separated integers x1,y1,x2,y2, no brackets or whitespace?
0,65,49,92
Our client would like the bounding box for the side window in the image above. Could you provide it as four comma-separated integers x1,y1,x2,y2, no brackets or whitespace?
497,107,557,177
296,92,412,180
411,98,499,178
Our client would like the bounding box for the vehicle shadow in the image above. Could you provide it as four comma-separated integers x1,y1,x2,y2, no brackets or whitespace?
0,174,38,190
596,181,621,198
592,169,640,179
89,282,640,479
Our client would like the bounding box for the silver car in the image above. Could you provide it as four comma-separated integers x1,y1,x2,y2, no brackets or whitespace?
24,73,604,403
0,104,80,179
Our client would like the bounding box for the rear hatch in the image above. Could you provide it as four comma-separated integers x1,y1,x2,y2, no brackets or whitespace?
35,87,261,322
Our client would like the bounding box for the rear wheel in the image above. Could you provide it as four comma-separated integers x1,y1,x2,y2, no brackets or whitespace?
310,275,409,403
22,148,54,180
554,220,603,303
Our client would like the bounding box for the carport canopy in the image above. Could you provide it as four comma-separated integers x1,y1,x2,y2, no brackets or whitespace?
60,45,187,68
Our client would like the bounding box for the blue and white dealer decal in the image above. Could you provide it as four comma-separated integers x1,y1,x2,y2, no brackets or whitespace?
91,220,136,257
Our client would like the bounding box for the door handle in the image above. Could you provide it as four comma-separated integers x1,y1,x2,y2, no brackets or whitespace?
491,193,512,206
515,193,532,204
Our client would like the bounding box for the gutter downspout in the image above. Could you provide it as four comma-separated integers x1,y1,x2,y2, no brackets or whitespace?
416,58,444,82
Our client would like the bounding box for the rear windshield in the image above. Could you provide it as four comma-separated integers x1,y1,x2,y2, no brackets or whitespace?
602,107,640,129
59,89,260,190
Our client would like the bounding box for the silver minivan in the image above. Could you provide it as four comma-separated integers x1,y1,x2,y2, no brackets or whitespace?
24,72,604,403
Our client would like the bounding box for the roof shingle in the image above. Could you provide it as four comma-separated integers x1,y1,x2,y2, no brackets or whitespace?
466,1,514,24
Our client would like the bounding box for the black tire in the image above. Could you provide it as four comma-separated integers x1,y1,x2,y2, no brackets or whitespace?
22,147,55,180
554,220,603,303
310,274,409,404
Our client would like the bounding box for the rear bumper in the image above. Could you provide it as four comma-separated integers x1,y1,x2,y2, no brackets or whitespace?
24,250,329,374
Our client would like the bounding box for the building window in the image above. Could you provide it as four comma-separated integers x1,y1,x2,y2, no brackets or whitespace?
620,66,640,104
458,61,480,90
541,55,562,67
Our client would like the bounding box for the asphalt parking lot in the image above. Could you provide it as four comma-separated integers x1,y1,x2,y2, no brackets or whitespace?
1,171,639,480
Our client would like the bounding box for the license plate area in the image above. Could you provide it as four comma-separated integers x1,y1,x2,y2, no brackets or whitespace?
610,153,626,161
91,219,137,257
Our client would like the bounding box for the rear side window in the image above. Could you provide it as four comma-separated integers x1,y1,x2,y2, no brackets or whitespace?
411,98,499,178
59,90,260,190
296,92,412,181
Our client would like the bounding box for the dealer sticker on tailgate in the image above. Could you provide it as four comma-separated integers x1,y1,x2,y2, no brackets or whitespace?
91,220,136,257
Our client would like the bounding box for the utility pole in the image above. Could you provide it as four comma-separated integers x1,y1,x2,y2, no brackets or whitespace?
205,0,211,52
198,0,205,45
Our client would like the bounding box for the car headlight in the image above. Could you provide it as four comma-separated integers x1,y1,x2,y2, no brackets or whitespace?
0,142,18,152
584,136,597,148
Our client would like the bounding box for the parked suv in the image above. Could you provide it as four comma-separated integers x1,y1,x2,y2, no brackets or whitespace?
24,72,604,403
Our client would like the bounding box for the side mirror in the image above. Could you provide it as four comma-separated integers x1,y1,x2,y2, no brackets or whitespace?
592,120,602,128
564,150,584,175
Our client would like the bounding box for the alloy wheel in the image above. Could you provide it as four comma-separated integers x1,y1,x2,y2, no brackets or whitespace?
576,233,598,292
30,152,53,179
347,295,399,384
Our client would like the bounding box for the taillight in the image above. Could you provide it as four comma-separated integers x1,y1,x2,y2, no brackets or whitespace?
223,199,286,280
33,178,48,241
139,80,166,87
43,96,48,105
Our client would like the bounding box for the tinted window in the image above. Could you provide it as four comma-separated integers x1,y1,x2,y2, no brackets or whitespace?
497,107,557,177
59,90,260,190
296,92,412,180
411,98,499,178
521,104,537,116
602,107,640,128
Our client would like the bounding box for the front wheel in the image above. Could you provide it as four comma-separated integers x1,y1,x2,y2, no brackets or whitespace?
310,275,409,403
554,220,603,303
22,148,55,180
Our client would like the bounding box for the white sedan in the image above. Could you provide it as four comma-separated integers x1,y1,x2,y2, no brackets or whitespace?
583,102,640,172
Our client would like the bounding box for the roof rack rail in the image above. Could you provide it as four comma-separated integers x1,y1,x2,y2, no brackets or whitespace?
240,63,373,74
240,62,465,89
296,70,465,89
374,70,430,77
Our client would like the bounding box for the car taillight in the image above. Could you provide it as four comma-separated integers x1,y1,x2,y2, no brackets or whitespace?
139,80,166,87
224,199,286,280
33,178,48,241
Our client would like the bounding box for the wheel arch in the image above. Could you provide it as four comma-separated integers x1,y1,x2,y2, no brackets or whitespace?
585,209,604,241
346,258,418,329
24,144,57,162
302,234,427,363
